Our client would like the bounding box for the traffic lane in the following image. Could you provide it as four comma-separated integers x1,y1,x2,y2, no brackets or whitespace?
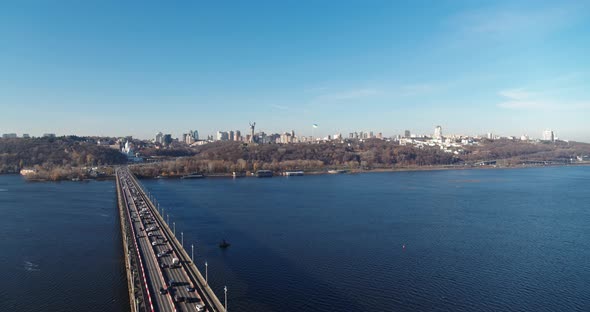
155,236,201,311
131,176,206,312
129,191,175,312
128,200,166,312
137,229,170,312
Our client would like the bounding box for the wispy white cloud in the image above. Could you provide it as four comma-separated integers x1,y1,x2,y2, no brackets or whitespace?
498,88,535,101
270,104,289,110
312,88,379,103
447,4,580,39
399,83,441,96
497,88,590,110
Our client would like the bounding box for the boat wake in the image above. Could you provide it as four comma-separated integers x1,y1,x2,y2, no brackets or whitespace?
0,188,7,192
23,261,40,272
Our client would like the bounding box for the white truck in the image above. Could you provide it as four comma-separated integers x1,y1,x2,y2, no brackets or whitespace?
171,257,180,268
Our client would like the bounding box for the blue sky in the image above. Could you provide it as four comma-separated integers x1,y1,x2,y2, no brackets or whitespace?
1,0,589,141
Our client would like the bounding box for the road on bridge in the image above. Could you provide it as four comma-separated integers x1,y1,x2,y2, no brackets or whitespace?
118,167,222,312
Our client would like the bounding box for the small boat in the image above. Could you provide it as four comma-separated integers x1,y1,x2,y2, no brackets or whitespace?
255,170,273,178
219,239,231,248
181,173,205,179
328,169,348,174
284,171,304,176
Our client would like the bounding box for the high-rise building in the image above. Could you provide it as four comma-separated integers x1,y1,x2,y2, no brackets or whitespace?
191,130,199,141
2,133,17,138
23,134,30,138
216,131,229,141
229,131,234,141
43,133,56,138
433,126,443,140
155,132,164,144
404,130,411,138
543,129,555,142
163,134,172,145
234,130,241,141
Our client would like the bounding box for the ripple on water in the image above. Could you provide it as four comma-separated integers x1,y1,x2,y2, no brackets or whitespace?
23,260,40,272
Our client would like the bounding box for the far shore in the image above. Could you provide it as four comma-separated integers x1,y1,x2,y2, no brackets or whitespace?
4,162,589,182
134,162,590,180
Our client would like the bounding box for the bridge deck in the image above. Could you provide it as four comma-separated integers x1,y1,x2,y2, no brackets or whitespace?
117,167,225,312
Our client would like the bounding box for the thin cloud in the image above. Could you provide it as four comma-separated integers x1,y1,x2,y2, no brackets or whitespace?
497,88,590,110
270,104,289,110
498,88,535,101
399,83,440,96
447,4,578,38
313,88,379,102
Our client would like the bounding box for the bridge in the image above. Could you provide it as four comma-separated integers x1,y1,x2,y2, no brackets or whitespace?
116,167,226,312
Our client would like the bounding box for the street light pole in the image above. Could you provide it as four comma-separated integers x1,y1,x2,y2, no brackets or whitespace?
173,222,176,236
167,214,169,225
224,286,228,312
191,244,194,261
181,231,184,247
205,262,208,286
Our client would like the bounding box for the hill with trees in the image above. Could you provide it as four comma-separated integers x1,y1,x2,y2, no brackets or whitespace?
131,139,590,178
0,136,128,179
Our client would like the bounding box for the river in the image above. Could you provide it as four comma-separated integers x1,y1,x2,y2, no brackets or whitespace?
1,166,589,311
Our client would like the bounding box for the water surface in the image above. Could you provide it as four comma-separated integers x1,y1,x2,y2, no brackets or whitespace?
0,175,129,312
143,166,590,311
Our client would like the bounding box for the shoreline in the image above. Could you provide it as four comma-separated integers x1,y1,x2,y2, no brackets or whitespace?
136,162,590,180
4,162,589,182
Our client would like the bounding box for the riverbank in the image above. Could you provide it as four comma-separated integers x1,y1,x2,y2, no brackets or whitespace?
6,162,589,182
133,162,590,179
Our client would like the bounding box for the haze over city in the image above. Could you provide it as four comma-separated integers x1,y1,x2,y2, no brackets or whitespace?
1,1,589,141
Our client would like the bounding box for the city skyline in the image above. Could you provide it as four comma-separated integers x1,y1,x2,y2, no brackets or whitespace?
1,1,590,141
0,124,563,144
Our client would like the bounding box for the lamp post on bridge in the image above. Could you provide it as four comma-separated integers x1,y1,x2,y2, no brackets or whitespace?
205,262,208,286
167,214,169,225
173,222,176,236
181,231,183,247
191,244,194,262
224,286,228,312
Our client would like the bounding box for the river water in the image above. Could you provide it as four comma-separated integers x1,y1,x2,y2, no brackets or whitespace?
1,166,589,311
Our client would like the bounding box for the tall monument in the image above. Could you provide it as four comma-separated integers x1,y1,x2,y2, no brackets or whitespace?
249,122,256,143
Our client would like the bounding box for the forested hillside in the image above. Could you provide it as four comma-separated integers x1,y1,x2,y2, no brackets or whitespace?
0,136,128,174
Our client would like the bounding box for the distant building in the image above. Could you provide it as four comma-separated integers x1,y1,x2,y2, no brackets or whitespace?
163,134,172,145
487,133,494,140
22,134,30,138
229,130,234,141
404,130,411,138
190,130,199,141
216,131,229,141
542,129,555,142
433,126,443,140
43,133,56,138
234,130,241,141
2,133,17,138
155,132,164,144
